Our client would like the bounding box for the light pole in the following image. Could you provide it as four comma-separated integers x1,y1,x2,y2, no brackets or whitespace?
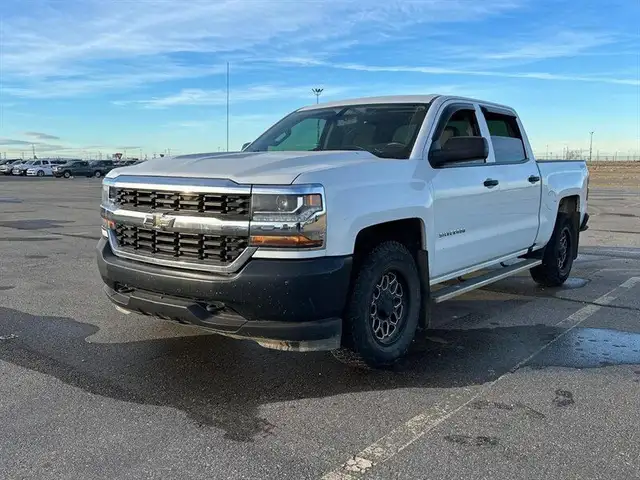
589,131,594,162
226,62,230,152
311,88,324,145
312,88,323,104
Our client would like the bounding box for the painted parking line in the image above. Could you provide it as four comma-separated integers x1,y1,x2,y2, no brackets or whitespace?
322,277,640,480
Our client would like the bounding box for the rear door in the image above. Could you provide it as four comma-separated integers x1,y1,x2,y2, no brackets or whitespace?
75,161,90,175
478,106,542,252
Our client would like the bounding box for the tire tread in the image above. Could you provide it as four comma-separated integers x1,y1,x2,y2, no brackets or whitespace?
333,241,420,368
530,213,575,287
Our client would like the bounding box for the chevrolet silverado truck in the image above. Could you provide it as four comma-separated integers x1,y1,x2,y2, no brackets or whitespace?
97,94,589,367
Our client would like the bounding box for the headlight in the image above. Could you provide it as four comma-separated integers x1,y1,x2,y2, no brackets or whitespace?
101,182,116,205
249,185,326,248
100,182,116,238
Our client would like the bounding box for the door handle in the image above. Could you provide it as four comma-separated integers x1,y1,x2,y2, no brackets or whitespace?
528,175,541,183
483,178,499,188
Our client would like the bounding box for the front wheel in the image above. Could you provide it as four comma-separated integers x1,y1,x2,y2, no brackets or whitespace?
37,170,44,177
63,171,71,179
530,213,576,287
332,241,421,368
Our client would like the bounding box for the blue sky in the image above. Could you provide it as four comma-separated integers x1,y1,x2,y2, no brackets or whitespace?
0,0,638,159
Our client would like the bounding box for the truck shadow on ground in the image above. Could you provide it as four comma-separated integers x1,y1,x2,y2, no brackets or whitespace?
1,306,639,442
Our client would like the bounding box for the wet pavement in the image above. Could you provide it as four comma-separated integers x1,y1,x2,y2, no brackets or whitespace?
0,177,639,480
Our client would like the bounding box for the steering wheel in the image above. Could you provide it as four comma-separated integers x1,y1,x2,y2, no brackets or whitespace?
373,142,407,153
342,145,368,151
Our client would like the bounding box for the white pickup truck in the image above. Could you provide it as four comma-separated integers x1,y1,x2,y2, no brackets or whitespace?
98,94,589,367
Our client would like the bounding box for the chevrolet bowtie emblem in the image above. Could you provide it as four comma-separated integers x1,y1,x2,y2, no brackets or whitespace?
143,213,176,231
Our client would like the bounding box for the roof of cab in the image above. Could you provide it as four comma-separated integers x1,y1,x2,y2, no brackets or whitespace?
297,94,515,113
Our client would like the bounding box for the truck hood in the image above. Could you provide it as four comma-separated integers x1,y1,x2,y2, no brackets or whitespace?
107,150,381,184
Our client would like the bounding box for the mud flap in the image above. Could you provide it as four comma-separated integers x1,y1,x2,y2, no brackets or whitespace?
416,249,432,330
571,211,580,259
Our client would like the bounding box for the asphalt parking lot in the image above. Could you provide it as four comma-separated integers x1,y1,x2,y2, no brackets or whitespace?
1,176,639,480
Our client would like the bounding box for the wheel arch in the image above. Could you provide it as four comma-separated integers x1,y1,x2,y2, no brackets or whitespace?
558,194,580,214
352,218,426,259
351,218,431,330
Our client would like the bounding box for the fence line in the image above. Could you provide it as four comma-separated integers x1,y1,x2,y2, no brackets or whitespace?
533,152,640,162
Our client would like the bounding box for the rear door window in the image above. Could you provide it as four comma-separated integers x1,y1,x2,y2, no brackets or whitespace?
481,109,527,163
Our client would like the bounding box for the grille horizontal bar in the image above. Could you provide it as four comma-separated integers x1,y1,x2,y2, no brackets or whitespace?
115,187,250,219
114,224,249,266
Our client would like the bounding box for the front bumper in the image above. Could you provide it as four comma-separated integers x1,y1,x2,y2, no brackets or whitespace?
97,238,351,351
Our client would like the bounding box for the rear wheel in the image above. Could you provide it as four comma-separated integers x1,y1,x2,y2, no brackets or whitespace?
332,241,421,368
94,170,102,178
530,213,576,287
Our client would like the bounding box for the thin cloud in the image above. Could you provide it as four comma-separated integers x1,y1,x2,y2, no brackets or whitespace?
0,138,35,146
24,131,61,141
115,85,353,109
283,60,640,86
465,31,617,62
2,0,523,97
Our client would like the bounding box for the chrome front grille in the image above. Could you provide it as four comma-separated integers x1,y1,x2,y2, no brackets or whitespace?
103,176,254,273
114,188,251,219
114,224,249,266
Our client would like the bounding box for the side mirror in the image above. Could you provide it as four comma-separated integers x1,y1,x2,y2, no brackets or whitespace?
430,136,489,167
241,142,251,151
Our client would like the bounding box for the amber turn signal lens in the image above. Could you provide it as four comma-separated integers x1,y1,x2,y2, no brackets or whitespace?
250,235,323,248
102,218,115,229
304,194,322,207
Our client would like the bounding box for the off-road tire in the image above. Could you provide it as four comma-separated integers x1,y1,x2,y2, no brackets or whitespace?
530,213,576,287
332,241,421,368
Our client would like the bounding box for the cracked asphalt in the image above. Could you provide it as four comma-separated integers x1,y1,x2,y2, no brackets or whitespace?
1,176,639,480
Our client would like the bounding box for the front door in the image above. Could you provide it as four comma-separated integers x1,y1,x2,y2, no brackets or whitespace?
428,103,507,278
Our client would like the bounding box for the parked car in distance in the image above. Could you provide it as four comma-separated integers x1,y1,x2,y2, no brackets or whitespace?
114,160,139,167
12,160,37,176
53,160,89,178
0,159,21,175
26,160,65,177
88,160,117,177
53,160,116,178
98,94,589,368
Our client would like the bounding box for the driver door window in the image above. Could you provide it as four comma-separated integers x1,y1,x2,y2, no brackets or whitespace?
268,118,326,151
433,109,482,152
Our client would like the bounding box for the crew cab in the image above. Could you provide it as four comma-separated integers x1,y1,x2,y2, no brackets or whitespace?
26,159,66,176
53,160,114,178
97,94,589,367
53,160,84,178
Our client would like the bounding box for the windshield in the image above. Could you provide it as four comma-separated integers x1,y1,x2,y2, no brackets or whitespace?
245,103,430,159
